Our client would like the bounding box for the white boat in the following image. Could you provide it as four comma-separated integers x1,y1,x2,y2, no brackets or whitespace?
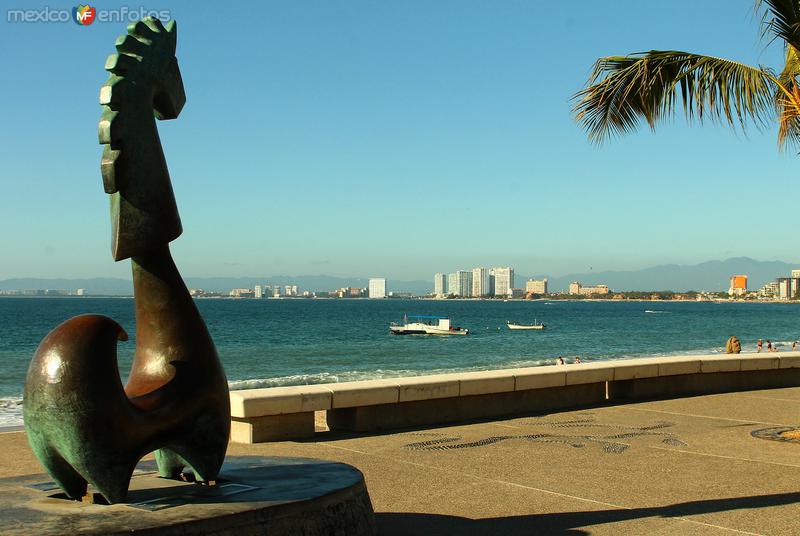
390,315,469,336
506,320,545,331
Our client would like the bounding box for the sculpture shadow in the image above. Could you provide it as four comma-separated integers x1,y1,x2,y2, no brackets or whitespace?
375,491,800,535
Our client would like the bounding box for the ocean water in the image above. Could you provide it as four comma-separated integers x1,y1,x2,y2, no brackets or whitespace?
1,297,798,426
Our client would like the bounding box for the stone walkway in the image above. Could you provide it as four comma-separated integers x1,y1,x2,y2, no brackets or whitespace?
3,387,800,535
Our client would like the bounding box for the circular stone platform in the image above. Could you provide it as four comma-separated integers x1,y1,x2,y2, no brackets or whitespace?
0,456,375,535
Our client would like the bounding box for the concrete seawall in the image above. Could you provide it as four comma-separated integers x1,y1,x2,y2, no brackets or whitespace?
229,352,800,443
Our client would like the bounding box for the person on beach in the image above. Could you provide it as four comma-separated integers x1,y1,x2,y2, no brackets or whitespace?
767,340,773,352
758,339,763,353
793,341,797,352
575,356,581,364
556,356,565,365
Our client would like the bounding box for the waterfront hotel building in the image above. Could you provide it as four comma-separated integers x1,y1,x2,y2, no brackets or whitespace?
491,267,514,297
472,267,491,297
435,266,514,297
368,278,387,299
525,278,548,295
434,273,447,296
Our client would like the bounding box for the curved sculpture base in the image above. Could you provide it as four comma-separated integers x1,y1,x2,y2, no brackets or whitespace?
0,456,376,536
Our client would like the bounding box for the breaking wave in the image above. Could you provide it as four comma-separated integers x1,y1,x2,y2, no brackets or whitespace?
228,360,556,391
0,398,23,428
4,342,796,425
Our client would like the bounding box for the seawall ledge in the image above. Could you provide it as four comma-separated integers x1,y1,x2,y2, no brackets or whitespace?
229,352,800,443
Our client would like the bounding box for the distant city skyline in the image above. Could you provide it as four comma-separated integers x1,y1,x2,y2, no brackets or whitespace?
6,262,800,301
2,1,799,281
2,256,800,293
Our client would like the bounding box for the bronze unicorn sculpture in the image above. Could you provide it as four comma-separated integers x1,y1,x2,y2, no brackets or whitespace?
23,17,230,504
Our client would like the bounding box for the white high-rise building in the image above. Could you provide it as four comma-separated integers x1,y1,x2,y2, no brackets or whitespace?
491,267,514,297
447,271,473,297
368,278,387,298
448,273,459,296
472,267,490,297
254,284,263,299
434,273,447,296
456,270,472,297
284,285,298,297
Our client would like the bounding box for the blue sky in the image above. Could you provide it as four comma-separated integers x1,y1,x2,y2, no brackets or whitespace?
0,0,796,281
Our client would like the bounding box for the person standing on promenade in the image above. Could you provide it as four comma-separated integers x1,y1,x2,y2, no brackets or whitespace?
758,339,763,353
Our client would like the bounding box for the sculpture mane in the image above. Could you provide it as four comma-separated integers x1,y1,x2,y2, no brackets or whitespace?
99,17,184,261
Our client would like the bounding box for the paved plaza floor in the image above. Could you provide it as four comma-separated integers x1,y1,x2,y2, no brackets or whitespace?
3,386,800,535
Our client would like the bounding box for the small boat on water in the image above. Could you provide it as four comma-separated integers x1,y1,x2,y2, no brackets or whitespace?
506,320,545,331
390,315,469,336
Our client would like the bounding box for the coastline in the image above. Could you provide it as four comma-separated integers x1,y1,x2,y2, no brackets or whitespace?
1,349,788,433
3,299,797,431
3,295,800,304
422,297,800,303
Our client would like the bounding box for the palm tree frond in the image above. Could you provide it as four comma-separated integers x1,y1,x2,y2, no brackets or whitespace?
572,51,777,144
777,44,800,149
757,0,800,51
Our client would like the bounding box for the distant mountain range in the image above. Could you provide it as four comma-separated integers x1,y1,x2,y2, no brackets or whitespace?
1,257,796,295
529,257,798,293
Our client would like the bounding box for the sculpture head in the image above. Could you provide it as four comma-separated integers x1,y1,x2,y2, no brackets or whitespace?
98,17,185,261
100,17,185,121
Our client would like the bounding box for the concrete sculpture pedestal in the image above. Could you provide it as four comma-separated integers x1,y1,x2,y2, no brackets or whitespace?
0,456,376,535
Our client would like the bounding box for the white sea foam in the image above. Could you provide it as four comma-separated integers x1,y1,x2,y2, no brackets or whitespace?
769,340,798,350
4,341,796,425
644,310,669,314
231,345,786,391
228,360,555,391
0,397,23,428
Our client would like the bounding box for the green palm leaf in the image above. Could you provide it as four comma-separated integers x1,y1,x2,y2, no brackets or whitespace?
777,45,800,148
757,0,800,51
573,51,778,144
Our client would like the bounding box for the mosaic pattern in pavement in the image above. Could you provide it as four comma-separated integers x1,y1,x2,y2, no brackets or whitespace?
401,412,687,454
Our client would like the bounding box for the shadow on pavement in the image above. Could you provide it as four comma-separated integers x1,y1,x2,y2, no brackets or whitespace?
376,491,800,535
